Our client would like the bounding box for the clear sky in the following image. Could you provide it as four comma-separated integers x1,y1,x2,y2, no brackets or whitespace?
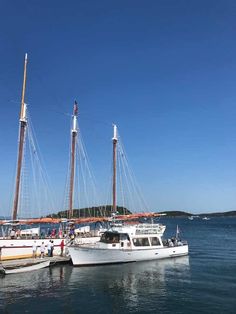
0,0,236,215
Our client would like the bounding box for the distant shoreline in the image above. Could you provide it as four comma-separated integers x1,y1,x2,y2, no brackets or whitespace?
159,210,236,217
1,210,236,221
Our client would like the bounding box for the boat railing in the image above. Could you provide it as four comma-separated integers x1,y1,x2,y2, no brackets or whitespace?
135,223,164,228
135,229,162,235
163,238,188,247
135,224,165,235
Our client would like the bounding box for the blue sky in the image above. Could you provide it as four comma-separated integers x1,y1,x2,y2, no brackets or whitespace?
0,0,236,215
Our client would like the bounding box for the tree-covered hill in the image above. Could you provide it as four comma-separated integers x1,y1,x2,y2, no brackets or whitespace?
47,205,132,219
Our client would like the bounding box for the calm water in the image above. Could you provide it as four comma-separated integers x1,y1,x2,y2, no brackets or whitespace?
0,217,236,313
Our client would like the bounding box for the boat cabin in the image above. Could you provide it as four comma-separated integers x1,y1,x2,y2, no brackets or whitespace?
99,229,163,250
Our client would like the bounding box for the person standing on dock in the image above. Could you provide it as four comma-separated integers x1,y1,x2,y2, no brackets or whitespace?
51,240,54,257
60,239,65,256
40,242,45,258
47,241,52,257
32,241,37,258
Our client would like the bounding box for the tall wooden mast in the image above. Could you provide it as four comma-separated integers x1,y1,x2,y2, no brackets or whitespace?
12,53,28,221
112,124,118,215
68,101,78,219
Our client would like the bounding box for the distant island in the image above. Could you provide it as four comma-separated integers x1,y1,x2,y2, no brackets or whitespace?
46,205,131,219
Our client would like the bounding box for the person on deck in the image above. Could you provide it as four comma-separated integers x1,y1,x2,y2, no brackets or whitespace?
168,239,174,247
58,229,62,239
47,228,51,238
47,241,52,257
178,240,183,246
40,242,45,258
10,229,16,239
32,241,37,258
69,228,75,239
60,239,65,256
50,240,54,257
51,229,56,238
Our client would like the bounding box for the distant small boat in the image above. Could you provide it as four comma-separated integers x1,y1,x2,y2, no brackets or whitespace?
202,217,210,221
1,260,50,275
188,216,194,220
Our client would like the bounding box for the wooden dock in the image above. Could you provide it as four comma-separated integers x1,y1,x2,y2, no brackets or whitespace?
1,255,71,269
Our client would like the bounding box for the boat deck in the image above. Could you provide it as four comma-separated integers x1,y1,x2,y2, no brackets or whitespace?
1,255,71,268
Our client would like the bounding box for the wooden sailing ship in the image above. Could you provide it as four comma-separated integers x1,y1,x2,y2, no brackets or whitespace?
0,54,163,261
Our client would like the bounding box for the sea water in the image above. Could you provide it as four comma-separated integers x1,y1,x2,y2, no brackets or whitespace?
0,217,236,313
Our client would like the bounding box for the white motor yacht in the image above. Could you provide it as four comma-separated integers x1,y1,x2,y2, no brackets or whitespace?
68,223,188,266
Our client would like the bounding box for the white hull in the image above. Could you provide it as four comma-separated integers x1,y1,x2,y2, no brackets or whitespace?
68,244,188,266
3,260,50,274
0,236,100,260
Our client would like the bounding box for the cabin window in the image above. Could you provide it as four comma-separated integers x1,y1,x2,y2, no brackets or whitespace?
120,233,130,241
150,237,161,246
100,232,120,244
132,238,150,246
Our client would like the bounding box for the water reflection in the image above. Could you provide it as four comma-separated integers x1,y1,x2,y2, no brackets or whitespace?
0,265,73,309
0,257,190,313
69,256,190,312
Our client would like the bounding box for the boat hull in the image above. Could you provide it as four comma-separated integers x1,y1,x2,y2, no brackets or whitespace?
4,260,50,274
0,236,100,260
68,244,189,266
